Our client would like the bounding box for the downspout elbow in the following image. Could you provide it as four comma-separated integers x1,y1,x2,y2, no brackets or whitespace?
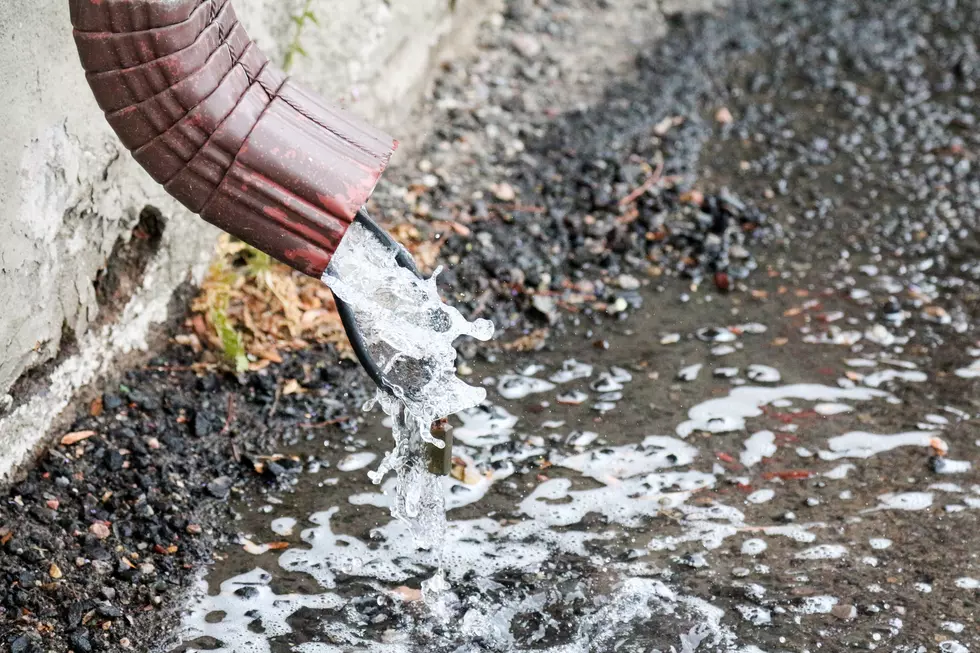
70,0,398,279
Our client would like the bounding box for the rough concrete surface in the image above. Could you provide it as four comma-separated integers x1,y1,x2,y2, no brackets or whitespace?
0,0,496,480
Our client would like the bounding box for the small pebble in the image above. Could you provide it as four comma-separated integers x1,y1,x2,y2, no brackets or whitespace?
831,604,857,620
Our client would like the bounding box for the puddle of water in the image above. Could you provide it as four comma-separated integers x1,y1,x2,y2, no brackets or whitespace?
170,287,980,653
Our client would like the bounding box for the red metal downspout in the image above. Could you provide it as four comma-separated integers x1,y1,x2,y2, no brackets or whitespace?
69,0,399,279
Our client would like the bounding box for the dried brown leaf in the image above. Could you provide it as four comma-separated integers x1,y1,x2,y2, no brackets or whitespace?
503,329,549,352
62,431,96,446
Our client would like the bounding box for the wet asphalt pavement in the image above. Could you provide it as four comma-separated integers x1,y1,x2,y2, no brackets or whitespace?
4,0,980,650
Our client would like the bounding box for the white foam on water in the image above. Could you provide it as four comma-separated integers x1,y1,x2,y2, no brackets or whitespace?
497,374,555,399
804,327,862,345
935,459,973,474
270,517,297,536
741,538,768,556
648,505,822,552
557,435,697,482
823,463,856,479
774,524,822,549
520,363,546,376
798,595,839,614
794,544,847,560
591,372,625,393
678,363,703,382
297,642,406,653
177,356,957,652
521,472,716,528
863,492,933,512
556,390,589,405
863,369,928,387
818,431,942,460
746,489,775,504
676,384,888,438
337,452,377,472
323,221,494,548
740,430,777,467
945,405,972,420
964,496,980,509
881,357,918,370
738,322,768,334
221,517,760,653
746,365,781,383
955,358,980,379
814,402,853,415
548,359,593,383
179,569,343,653
453,403,518,446
566,430,599,448
735,605,772,626
277,508,591,589
592,400,616,413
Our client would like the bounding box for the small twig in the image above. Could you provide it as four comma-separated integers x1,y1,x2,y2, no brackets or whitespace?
267,380,283,420
618,160,665,207
221,395,237,434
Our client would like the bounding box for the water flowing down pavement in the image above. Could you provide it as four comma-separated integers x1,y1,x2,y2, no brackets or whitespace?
173,281,979,652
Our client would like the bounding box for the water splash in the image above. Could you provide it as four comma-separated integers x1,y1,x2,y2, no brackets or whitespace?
323,221,494,548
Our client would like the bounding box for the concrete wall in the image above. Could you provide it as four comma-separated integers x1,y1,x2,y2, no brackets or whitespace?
0,0,495,479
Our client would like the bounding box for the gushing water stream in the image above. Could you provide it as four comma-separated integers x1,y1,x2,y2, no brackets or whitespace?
322,221,494,554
